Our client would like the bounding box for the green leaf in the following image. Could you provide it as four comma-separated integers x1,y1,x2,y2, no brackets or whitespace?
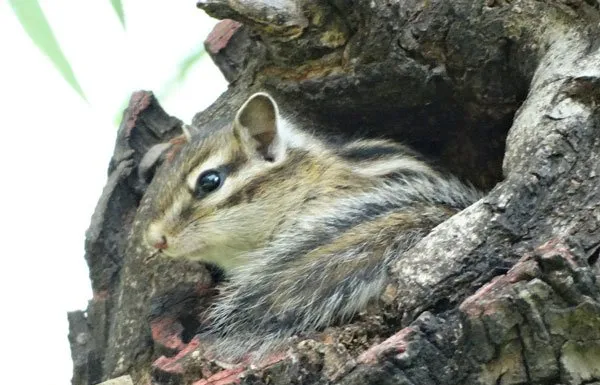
113,45,208,126
110,0,126,28
176,46,207,82
114,96,131,127
9,0,86,100
158,45,208,100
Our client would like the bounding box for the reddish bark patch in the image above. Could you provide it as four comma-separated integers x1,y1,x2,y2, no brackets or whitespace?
192,366,245,385
460,239,574,317
153,337,202,374
125,91,153,132
92,290,109,301
151,316,185,352
153,356,185,376
205,20,243,54
357,327,413,365
535,239,577,267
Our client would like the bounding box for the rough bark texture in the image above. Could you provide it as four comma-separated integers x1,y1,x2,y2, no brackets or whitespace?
69,1,600,384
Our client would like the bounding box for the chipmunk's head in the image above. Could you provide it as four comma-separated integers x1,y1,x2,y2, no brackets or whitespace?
141,92,308,269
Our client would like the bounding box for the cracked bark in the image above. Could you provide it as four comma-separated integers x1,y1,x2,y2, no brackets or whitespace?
69,1,600,384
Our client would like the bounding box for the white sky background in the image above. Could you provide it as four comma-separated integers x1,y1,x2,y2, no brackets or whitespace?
0,2,227,384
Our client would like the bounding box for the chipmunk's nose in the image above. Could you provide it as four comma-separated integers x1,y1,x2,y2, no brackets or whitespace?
146,223,169,251
153,236,168,250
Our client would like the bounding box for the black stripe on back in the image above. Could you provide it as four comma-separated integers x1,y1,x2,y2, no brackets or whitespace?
339,144,405,161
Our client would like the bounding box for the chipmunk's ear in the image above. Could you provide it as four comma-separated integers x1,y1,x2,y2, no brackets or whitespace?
234,92,284,161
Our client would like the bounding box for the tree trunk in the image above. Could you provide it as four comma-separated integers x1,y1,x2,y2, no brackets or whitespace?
69,1,600,384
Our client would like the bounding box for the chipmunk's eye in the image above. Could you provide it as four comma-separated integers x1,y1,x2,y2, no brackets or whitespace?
195,170,223,197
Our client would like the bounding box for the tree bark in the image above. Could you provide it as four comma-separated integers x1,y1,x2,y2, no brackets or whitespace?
69,1,600,384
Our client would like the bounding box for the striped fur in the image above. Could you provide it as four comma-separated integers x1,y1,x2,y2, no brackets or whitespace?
141,93,482,361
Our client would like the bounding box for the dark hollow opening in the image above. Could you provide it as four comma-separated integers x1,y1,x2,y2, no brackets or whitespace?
179,314,203,344
303,99,516,191
588,246,600,266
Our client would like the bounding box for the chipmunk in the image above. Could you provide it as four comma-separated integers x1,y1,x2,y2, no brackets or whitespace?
141,92,482,360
